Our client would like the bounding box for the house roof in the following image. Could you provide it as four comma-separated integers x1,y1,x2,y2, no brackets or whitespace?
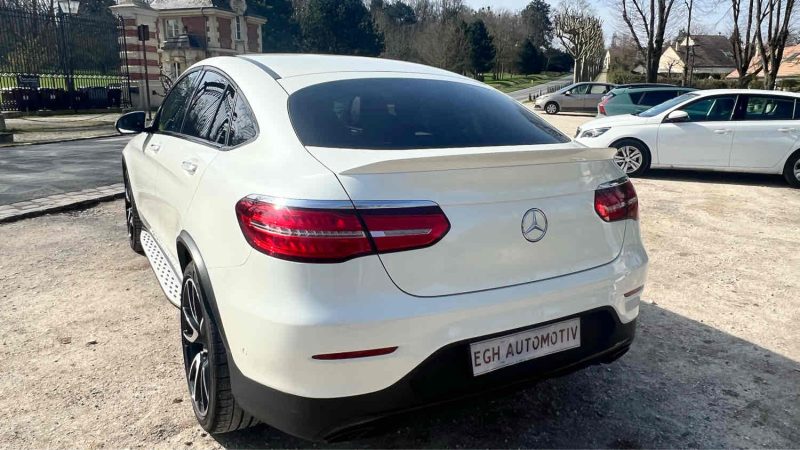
675,34,735,68
726,44,800,79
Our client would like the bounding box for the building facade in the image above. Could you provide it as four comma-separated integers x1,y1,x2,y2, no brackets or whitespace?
111,0,265,110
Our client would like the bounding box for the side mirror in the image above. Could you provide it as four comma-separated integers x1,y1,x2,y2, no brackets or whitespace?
665,110,689,123
115,111,146,134
564,91,571,96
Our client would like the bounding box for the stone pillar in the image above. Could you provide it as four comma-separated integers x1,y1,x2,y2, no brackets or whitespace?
111,0,165,111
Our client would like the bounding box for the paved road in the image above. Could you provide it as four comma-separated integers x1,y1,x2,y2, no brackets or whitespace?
0,135,130,205
508,74,574,101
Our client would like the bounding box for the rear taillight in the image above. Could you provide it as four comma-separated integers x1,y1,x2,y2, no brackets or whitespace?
598,96,610,115
594,178,638,222
235,196,450,263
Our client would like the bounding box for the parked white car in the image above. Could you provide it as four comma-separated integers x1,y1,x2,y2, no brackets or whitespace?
575,89,800,187
117,55,648,441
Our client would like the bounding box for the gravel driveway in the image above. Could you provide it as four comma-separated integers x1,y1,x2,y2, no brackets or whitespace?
1,113,799,448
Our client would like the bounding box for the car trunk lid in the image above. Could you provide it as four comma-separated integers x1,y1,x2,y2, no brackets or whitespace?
306,143,627,297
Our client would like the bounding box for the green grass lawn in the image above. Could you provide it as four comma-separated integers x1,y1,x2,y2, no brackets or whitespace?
483,72,569,93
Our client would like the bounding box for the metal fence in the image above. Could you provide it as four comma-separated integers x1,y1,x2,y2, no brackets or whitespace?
529,79,573,101
0,6,131,112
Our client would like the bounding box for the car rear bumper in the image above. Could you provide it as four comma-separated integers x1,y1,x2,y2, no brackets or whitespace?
208,220,647,400
229,306,636,441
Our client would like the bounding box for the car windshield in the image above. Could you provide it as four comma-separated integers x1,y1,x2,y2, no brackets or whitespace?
288,78,570,149
638,92,699,117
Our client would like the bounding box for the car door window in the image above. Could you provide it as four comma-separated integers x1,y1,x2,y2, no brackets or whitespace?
228,94,257,146
182,70,229,142
569,84,589,95
742,95,795,120
589,84,607,94
157,70,201,133
679,95,737,122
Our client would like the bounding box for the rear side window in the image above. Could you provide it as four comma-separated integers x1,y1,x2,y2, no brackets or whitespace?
229,94,258,146
288,78,570,150
182,71,230,141
628,91,644,104
742,96,795,121
639,90,677,107
157,70,200,133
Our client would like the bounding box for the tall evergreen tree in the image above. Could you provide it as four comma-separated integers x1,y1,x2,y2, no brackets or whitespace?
466,19,495,78
247,0,301,52
300,0,384,56
516,38,542,74
521,0,553,48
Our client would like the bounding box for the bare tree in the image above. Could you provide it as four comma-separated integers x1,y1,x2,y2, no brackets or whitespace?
682,0,692,85
730,0,760,87
554,1,604,82
755,0,796,89
618,0,679,82
477,7,526,78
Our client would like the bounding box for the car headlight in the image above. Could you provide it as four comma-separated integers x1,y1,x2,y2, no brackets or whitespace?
579,127,610,139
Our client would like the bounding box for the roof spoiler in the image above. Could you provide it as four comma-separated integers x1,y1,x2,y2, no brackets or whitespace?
305,145,617,175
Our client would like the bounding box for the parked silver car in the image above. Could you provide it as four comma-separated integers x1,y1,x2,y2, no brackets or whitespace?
534,82,616,114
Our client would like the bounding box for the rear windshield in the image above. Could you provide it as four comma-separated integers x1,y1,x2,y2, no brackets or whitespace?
288,78,570,149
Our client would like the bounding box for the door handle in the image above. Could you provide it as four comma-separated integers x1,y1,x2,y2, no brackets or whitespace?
147,143,161,153
778,127,796,133
713,129,732,135
181,160,198,175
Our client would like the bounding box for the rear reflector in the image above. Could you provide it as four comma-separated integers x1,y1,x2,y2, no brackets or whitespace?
594,178,639,222
235,196,450,263
624,286,644,297
312,346,398,360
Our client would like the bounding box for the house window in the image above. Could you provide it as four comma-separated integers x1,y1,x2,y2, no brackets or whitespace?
166,19,180,39
235,16,242,40
172,62,181,79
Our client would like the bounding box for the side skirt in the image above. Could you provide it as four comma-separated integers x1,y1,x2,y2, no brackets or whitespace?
140,230,183,307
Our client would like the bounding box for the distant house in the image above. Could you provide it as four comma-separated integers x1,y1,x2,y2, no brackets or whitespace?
110,0,266,109
725,43,800,84
659,35,736,78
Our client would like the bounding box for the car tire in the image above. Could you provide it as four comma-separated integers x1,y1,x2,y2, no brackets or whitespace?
123,170,144,255
544,102,559,115
783,151,800,188
180,262,257,434
611,139,651,177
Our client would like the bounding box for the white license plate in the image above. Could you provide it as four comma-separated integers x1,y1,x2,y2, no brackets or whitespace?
470,318,581,376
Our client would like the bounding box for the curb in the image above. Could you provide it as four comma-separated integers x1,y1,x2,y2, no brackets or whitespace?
0,133,121,148
0,183,124,224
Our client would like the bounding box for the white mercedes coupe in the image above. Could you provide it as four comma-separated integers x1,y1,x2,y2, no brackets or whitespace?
575,89,800,187
117,55,648,441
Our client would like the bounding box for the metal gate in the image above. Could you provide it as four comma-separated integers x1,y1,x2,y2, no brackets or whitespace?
0,5,131,112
